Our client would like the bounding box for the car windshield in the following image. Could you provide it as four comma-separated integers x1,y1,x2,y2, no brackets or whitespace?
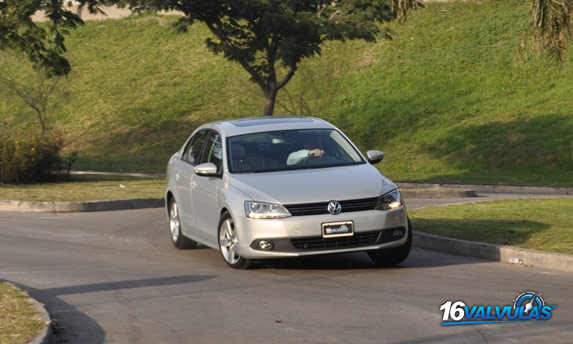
227,129,365,173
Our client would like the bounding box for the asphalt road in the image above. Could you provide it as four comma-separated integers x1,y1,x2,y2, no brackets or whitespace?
1,197,572,343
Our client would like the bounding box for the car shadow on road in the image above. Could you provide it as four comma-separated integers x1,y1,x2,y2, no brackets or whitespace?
1,277,106,344
253,247,488,270
2,274,215,344
38,274,216,296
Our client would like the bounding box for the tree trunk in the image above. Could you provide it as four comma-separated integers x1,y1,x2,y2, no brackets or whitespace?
263,88,278,116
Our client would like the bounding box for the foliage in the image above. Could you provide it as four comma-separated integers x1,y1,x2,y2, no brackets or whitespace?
0,125,73,183
0,51,63,133
111,0,420,115
526,0,573,60
0,0,104,76
1,1,571,186
0,51,68,182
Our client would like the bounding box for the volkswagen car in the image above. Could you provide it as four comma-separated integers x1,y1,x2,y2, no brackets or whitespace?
165,116,411,268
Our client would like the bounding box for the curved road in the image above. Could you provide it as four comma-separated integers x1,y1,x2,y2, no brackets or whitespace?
0,195,571,343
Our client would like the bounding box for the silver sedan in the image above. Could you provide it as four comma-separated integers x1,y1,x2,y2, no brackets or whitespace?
165,116,411,268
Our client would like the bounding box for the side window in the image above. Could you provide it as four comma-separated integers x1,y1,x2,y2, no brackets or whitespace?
182,130,209,165
200,131,223,172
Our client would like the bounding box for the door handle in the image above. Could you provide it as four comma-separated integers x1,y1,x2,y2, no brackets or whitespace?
192,181,197,189
176,173,180,181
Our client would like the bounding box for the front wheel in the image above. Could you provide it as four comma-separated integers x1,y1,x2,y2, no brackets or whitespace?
168,198,197,249
218,212,253,269
368,219,412,266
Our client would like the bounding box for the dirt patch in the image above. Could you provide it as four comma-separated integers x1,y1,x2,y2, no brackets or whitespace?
357,54,379,67
132,16,169,26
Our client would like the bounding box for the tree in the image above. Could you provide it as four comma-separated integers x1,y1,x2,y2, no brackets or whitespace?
528,0,573,60
0,0,104,76
0,0,96,182
113,0,421,116
0,51,62,133
393,0,422,23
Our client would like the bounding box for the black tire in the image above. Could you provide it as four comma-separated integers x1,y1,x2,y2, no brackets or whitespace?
218,212,253,269
367,218,412,266
168,198,197,249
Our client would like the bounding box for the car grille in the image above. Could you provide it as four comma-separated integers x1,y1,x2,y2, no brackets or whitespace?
291,230,389,250
285,197,379,216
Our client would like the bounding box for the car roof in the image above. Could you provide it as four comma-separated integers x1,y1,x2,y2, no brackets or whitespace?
208,116,335,137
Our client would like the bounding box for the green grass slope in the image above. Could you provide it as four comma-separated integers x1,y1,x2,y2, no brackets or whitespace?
1,0,571,186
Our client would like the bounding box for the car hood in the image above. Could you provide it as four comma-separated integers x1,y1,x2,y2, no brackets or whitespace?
229,164,397,204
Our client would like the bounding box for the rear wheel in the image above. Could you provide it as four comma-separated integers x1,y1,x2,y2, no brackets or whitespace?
168,198,197,249
218,212,252,269
368,219,412,266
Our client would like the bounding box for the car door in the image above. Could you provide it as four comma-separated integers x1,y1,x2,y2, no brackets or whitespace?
176,129,209,238
191,130,224,245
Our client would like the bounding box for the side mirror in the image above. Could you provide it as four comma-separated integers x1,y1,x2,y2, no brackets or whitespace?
366,150,384,164
193,163,219,177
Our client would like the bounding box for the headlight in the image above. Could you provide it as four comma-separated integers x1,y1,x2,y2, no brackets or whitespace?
375,189,402,210
244,201,291,219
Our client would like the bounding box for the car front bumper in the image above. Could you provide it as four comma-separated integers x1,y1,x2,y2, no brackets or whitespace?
234,206,409,259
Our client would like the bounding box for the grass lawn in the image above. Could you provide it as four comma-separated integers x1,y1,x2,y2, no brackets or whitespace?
0,175,165,202
0,283,44,344
409,198,573,254
1,0,571,186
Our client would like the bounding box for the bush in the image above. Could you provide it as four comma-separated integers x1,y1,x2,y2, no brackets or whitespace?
0,127,70,184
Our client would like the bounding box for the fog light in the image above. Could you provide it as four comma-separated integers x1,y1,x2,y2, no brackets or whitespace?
393,229,404,239
258,240,274,251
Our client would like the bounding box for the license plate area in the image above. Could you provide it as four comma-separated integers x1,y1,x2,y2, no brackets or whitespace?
322,221,354,238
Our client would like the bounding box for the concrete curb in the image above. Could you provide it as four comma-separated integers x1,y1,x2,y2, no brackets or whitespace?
1,179,569,273
398,182,573,195
68,171,165,179
29,297,54,344
67,171,570,195
0,198,164,213
0,186,471,212
413,232,573,274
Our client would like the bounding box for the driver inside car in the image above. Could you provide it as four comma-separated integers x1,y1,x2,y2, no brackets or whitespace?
286,134,325,165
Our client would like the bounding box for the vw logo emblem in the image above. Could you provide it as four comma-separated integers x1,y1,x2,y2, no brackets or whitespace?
327,201,342,215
